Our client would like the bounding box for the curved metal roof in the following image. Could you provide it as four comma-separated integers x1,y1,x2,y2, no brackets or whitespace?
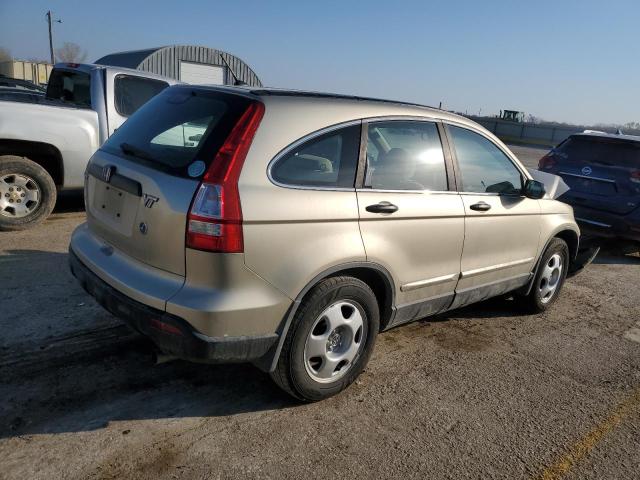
95,45,262,86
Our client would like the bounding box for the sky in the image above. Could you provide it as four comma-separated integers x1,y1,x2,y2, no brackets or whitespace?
1,0,638,126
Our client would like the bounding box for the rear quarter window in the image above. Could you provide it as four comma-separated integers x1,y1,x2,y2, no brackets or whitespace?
269,125,360,188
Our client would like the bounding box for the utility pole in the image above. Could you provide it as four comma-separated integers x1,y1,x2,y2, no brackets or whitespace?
46,10,61,64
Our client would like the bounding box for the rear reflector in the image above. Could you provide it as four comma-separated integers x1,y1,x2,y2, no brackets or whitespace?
149,319,183,336
186,101,265,252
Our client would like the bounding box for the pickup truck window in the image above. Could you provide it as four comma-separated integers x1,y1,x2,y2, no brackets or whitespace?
101,87,252,174
46,70,91,108
114,75,169,117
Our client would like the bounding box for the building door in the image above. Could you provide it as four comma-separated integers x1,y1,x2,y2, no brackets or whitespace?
179,61,225,84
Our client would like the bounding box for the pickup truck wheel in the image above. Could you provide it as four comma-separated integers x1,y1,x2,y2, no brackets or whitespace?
270,276,379,402
0,156,57,231
517,237,569,313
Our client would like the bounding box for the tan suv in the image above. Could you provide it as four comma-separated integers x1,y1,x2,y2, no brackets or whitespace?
69,86,581,401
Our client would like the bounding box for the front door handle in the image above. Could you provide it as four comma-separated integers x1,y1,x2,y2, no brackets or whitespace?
366,201,399,214
470,201,491,212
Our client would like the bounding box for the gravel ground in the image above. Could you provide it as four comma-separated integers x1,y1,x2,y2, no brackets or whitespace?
508,144,548,170
1,161,639,479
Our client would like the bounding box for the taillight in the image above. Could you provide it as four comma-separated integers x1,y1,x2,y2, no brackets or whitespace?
538,153,556,170
631,170,640,184
186,101,265,252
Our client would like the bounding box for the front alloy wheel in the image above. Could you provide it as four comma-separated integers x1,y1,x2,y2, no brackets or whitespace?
538,253,563,304
0,156,57,231
0,173,42,218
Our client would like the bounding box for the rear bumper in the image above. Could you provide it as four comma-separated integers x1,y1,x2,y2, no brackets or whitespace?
569,204,640,243
69,248,279,364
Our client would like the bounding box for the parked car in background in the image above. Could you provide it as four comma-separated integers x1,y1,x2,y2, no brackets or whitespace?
0,74,46,103
539,132,640,247
0,63,178,231
0,74,46,93
70,86,582,401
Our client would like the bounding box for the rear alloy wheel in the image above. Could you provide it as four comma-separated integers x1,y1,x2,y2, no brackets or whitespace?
303,300,366,383
0,156,56,231
518,237,569,313
271,276,379,401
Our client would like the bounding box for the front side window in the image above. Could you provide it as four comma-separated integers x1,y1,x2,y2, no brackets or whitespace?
270,125,360,188
365,120,447,191
114,75,169,117
449,125,523,194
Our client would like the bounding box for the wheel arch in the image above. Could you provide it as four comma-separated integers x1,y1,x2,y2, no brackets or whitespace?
521,227,579,297
554,228,579,261
0,139,64,186
260,262,396,373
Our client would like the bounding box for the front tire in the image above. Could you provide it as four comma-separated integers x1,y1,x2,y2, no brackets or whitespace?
0,156,57,231
271,276,380,401
518,237,569,313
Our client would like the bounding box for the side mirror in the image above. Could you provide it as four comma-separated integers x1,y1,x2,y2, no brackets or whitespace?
524,179,546,199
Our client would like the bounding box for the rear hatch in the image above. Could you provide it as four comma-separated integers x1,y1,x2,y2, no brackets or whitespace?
85,86,255,276
544,135,640,215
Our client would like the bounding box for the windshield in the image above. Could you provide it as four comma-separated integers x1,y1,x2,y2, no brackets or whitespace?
101,87,253,174
46,69,92,108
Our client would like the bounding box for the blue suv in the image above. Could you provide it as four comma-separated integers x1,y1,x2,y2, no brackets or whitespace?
539,132,640,246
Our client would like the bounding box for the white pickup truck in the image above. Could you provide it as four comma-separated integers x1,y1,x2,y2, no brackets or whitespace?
0,63,178,230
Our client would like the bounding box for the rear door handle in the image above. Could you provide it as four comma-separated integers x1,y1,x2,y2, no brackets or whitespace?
366,201,399,214
469,201,491,212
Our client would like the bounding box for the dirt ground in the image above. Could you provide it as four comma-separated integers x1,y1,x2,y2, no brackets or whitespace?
1,146,639,479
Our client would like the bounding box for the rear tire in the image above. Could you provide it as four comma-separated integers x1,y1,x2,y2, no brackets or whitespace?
517,237,569,313
0,156,57,231
270,276,379,401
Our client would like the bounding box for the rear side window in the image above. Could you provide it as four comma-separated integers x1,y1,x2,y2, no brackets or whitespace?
270,125,360,188
365,120,447,191
101,87,252,174
114,75,169,117
449,125,523,194
46,69,91,108
555,136,640,168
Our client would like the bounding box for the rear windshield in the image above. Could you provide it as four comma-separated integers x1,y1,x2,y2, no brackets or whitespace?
555,136,640,169
101,87,253,175
46,69,92,108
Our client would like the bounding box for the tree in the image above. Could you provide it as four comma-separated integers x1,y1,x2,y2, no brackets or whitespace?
0,47,11,62
526,114,546,124
55,42,87,63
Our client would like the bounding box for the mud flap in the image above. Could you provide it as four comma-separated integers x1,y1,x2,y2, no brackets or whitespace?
567,237,601,278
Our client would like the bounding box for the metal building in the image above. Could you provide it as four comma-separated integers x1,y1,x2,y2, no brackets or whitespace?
95,45,262,86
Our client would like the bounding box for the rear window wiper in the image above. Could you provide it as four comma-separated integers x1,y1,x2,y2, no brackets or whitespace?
120,142,153,162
